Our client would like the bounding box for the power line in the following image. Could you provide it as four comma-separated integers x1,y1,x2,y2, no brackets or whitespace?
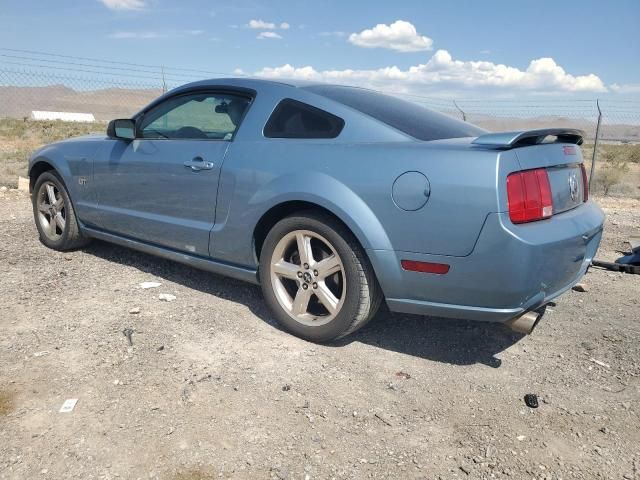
0,54,203,80
0,47,247,78
0,60,202,83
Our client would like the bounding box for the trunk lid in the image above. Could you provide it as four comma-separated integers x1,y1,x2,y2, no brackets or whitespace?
473,129,587,216
514,143,586,214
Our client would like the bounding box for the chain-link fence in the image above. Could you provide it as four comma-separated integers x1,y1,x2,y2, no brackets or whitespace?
1,49,639,140
3,66,639,143
1,49,639,194
2,49,639,141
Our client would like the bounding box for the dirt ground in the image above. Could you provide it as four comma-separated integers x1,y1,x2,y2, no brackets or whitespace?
0,190,639,480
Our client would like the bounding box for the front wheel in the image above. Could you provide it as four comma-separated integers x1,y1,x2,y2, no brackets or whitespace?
32,171,90,251
259,212,382,342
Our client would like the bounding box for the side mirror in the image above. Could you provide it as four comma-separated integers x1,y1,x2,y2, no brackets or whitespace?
107,119,136,140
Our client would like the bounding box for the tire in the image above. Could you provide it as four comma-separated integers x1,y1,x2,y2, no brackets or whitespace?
259,211,382,342
32,170,90,251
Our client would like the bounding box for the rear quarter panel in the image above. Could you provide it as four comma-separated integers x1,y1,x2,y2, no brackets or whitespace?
211,140,511,267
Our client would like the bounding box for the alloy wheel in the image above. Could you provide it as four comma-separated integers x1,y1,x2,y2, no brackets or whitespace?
270,229,346,326
36,181,66,241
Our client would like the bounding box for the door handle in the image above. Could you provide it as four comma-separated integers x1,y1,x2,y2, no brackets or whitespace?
184,156,214,171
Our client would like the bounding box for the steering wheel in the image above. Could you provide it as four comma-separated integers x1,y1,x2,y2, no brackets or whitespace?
173,126,207,139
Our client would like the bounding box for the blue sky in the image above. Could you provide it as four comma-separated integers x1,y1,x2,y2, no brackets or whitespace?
1,0,639,98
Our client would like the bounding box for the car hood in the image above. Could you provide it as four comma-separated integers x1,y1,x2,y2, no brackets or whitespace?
29,133,108,166
57,133,108,143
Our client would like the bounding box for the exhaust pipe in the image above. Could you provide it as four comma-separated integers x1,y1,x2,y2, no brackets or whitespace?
506,311,542,335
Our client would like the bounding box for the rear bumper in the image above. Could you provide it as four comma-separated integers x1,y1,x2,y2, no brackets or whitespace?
369,200,604,323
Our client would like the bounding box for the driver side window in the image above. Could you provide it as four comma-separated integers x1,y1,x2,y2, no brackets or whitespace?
139,92,250,140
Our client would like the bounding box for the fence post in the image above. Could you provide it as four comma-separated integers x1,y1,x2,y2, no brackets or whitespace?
453,100,466,121
589,99,602,193
161,65,167,94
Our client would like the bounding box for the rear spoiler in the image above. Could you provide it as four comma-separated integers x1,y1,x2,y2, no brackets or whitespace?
472,128,584,149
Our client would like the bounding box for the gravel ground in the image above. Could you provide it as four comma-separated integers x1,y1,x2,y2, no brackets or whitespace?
1,189,639,480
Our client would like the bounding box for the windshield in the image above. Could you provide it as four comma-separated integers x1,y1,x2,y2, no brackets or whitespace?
304,85,486,141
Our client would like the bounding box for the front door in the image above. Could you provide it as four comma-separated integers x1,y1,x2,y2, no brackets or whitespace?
93,91,251,256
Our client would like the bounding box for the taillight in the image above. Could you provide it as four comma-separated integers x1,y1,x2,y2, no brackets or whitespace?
506,168,553,224
580,163,589,202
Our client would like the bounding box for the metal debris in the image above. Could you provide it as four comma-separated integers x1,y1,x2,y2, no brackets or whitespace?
122,328,134,346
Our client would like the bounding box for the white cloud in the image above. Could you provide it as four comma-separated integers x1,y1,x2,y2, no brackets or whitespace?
257,31,282,40
108,31,163,39
186,30,204,36
100,0,145,11
248,19,291,30
610,83,640,94
252,49,607,94
349,20,433,52
248,19,276,29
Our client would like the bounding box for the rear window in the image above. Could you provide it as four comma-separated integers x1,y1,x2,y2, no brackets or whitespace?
304,85,485,141
264,98,344,139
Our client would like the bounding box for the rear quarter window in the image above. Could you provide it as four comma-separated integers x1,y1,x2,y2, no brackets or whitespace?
304,85,485,141
264,98,345,139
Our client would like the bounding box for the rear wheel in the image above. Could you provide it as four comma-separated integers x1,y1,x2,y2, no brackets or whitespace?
259,212,382,342
32,171,90,251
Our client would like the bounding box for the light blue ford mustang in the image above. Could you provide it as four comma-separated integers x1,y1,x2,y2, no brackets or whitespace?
29,78,604,342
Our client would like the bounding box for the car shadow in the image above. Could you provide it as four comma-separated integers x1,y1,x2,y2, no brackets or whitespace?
334,307,522,368
83,240,524,368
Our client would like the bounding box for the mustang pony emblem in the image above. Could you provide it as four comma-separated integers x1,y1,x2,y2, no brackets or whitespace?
568,172,579,202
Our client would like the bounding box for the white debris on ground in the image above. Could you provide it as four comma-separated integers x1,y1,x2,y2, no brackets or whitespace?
58,399,78,413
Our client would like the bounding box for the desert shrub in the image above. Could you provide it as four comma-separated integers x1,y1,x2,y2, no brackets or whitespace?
596,159,630,196
0,118,105,187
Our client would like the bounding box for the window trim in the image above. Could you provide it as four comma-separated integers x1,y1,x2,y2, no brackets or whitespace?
262,98,345,140
134,87,255,142
303,85,486,142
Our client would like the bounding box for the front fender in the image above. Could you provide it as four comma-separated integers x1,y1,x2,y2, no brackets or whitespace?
28,142,100,223
29,146,76,197
29,145,72,177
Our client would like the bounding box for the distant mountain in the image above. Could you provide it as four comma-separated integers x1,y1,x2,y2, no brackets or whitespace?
0,85,637,142
0,85,162,120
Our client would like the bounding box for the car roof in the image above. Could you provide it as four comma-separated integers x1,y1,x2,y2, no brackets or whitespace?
175,77,331,92
135,77,363,118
